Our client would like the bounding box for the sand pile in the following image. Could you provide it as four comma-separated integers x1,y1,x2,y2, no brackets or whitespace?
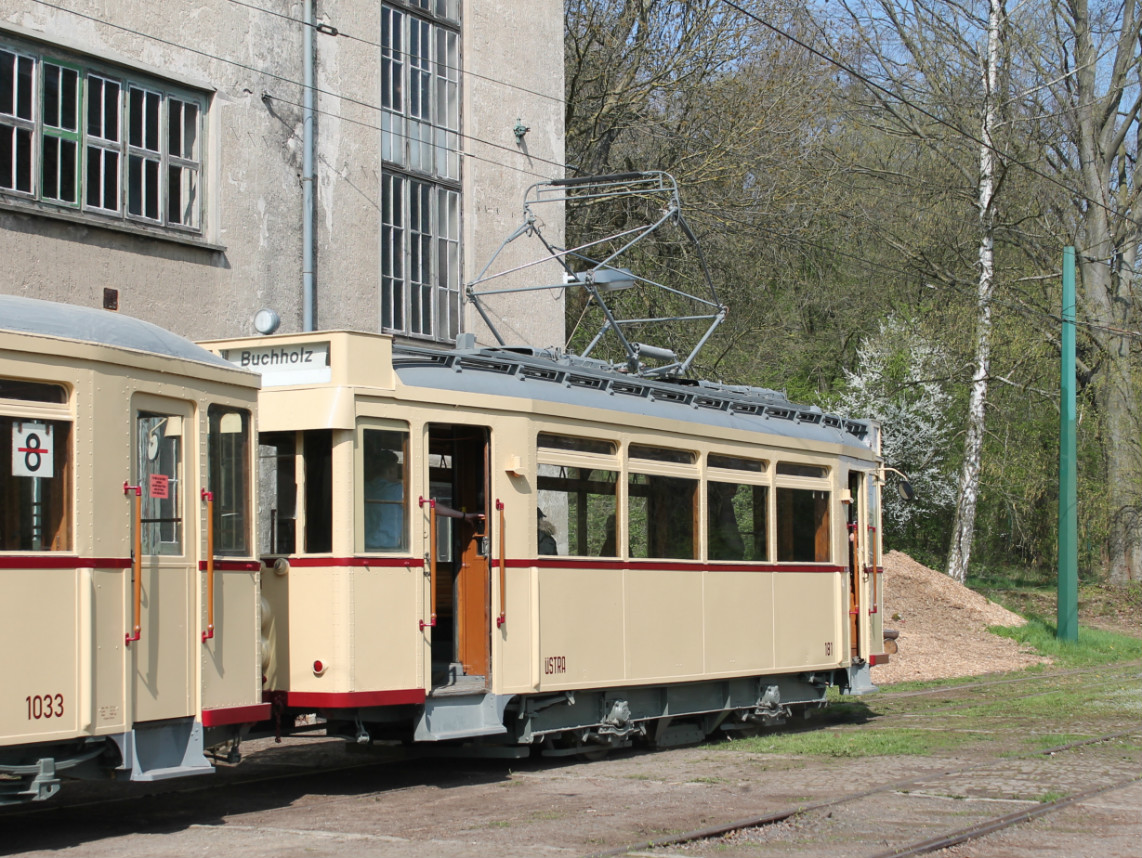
873,550,1047,685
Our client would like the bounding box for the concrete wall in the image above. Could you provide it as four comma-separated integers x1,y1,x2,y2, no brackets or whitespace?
0,1,565,348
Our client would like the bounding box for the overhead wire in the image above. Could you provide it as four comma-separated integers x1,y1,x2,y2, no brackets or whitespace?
685,203,1142,344
714,0,1142,232
218,0,568,108
23,0,1139,344
24,0,571,179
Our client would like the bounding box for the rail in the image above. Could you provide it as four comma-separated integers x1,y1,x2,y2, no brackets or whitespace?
201,489,215,642
122,482,142,646
870,522,880,614
418,496,437,630
496,499,506,628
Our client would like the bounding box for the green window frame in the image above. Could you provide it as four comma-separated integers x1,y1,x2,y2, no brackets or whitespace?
0,40,205,233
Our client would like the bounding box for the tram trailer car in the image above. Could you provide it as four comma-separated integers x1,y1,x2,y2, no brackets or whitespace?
0,297,267,805
205,330,891,757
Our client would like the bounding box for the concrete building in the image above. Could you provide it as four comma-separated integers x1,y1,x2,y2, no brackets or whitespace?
0,1,566,349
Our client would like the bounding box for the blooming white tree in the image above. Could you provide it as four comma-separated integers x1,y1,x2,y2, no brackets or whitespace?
833,316,956,531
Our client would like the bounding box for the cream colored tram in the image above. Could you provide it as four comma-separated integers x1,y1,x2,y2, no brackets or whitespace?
0,297,267,804
205,330,888,754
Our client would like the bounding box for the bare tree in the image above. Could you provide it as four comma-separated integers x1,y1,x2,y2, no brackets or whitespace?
1050,0,1142,583
947,0,1007,582
826,0,1015,581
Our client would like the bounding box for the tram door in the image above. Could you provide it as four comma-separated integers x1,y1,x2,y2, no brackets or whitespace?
846,472,862,659
427,424,490,682
130,402,195,722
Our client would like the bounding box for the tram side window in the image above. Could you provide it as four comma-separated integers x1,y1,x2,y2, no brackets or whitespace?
258,430,333,555
137,412,183,555
362,428,408,551
536,463,618,557
776,488,830,562
707,482,768,561
629,472,697,560
1,416,71,551
208,406,251,555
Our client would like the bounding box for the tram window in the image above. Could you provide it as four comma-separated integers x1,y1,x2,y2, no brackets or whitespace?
536,463,617,557
0,379,66,403
303,431,333,553
0,417,71,551
361,428,408,551
537,433,617,456
628,472,697,560
208,406,251,555
259,434,296,554
776,462,828,479
708,453,765,472
776,488,830,563
629,444,696,464
137,412,183,555
707,482,768,561
258,430,332,555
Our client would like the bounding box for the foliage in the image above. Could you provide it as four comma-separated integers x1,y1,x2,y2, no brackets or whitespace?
831,316,957,535
562,0,1139,583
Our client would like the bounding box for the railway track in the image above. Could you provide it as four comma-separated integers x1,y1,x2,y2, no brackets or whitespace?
591,729,1141,858
2,665,1138,857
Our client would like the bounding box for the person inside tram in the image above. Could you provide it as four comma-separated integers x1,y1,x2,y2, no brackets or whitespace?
365,448,404,550
537,508,558,555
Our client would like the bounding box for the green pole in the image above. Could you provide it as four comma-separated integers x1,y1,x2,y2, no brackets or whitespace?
1058,247,1078,641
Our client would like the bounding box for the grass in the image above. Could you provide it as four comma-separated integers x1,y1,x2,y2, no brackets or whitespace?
990,617,1142,667
723,727,971,757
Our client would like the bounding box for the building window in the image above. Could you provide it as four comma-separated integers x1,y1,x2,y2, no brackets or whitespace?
0,40,205,233
381,2,461,342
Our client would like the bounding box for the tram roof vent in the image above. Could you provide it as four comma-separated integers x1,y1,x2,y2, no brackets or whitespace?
567,373,608,390
392,351,454,369
729,402,763,416
520,365,564,383
652,388,693,405
457,356,517,375
694,396,729,411
611,380,649,398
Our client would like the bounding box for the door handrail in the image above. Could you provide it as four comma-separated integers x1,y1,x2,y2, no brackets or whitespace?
123,482,142,646
496,499,506,628
418,496,437,630
869,522,879,615
201,489,215,642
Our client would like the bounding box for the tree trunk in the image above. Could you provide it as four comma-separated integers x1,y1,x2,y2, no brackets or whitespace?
1067,0,1142,584
946,0,1004,584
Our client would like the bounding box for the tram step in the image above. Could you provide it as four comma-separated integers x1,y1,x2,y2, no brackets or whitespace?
414,691,511,742
117,718,215,782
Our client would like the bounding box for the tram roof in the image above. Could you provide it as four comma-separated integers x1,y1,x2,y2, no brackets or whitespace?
0,295,238,370
393,344,877,451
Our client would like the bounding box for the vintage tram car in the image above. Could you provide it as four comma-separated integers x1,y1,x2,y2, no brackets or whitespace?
0,296,266,804
203,330,889,756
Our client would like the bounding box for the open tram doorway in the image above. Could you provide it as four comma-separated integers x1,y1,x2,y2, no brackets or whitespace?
426,424,491,690
847,471,862,660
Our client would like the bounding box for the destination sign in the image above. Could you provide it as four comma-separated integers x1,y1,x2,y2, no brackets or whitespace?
221,342,331,386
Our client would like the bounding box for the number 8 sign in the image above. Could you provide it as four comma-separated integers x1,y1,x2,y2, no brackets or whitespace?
12,423,53,478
